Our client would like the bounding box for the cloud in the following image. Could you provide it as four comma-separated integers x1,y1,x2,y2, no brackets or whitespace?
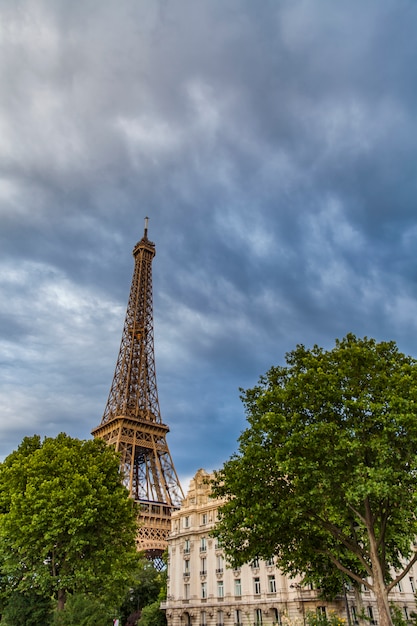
0,1,417,486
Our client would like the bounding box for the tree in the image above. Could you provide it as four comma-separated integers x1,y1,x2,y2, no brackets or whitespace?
120,556,167,626
138,598,167,626
51,592,113,626
211,335,417,626
0,433,139,612
0,589,53,625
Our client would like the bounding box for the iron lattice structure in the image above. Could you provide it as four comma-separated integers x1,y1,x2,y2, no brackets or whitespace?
92,219,184,561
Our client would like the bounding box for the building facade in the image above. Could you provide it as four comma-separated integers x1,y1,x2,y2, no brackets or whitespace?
163,469,417,626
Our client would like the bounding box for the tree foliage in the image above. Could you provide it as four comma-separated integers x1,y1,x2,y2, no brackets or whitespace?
120,557,167,626
138,599,167,626
304,610,346,626
0,433,140,612
51,593,113,626
0,589,53,625
212,335,417,626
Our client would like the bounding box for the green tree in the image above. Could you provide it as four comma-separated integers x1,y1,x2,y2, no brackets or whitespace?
212,335,417,626
0,589,53,625
0,433,139,612
120,557,167,626
51,592,113,626
138,598,167,626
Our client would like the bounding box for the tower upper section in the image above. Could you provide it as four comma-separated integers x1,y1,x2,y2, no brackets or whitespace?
101,217,162,425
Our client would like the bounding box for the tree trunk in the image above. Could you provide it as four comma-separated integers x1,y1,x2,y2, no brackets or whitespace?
57,588,66,611
373,581,392,626
367,524,393,626
353,585,366,626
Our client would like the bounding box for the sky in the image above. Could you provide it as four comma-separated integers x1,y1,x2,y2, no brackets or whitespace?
1,0,417,490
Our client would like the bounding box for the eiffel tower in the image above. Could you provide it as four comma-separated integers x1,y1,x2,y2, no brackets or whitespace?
92,218,184,564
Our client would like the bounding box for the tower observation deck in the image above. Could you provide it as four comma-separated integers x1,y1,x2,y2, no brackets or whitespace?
92,219,184,563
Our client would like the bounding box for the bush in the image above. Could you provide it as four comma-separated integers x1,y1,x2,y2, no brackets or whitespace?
305,610,346,626
51,593,115,626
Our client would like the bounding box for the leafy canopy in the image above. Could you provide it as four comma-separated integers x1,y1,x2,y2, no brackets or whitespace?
0,433,140,611
212,335,417,600
120,556,167,626
138,598,167,626
0,589,53,626
51,593,114,626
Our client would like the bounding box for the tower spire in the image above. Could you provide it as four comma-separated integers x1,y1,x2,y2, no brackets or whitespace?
92,220,184,562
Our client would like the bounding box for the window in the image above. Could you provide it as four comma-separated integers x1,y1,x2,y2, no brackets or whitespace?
404,607,409,621
410,577,415,593
268,575,277,593
317,607,327,617
201,513,208,525
254,577,261,595
251,558,260,569
367,607,376,625
201,581,207,599
255,609,263,625
234,579,242,596
217,580,224,598
217,610,224,626
184,539,190,554
200,537,207,552
397,580,403,592
184,583,190,600
351,605,358,625
235,609,242,626
266,557,275,566
184,516,190,528
200,611,207,626
200,556,207,575
272,609,281,625
184,559,190,575
216,554,224,573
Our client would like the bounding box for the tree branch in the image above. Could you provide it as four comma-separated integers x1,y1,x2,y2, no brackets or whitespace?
326,551,373,591
386,552,417,594
312,513,372,576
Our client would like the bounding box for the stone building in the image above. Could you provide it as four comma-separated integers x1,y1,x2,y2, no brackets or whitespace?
163,469,417,626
